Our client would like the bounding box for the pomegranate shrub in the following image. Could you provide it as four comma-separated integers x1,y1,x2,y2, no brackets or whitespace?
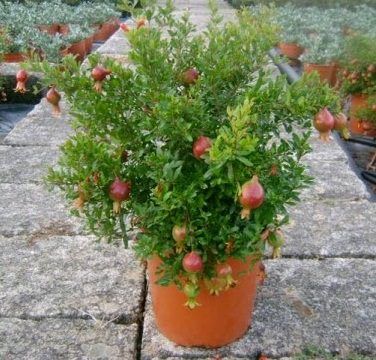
38,2,339,304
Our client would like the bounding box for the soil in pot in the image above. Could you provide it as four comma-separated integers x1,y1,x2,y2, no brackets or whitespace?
303,63,338,86
148,256,260,348
278,42,304,60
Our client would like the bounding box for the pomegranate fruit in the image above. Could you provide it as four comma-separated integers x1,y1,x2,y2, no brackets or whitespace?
73,185,86,210
109,177,131,214
120,22,131,32
46,87,62,116
182,68,199,86
172,224,187,253
192,136,211,159
136,18,148,29
216,263,232,277
183,282,200,309
239,175,265,219
270,164,278,176
15,70,28,93
367,64,375,73
172,224,187,243
182,251,203,273
334,112,350,139
216,263,236,289
91,66,111,93
313,107,335,142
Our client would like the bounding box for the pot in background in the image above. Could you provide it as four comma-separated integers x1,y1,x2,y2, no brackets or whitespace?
3,53,26,62
66,39,86,62
84,35,94,55
58,24,70,35
37,24,60,35
304,63,338,86
93,19,119,42
278,42,304,60
349,94,376,136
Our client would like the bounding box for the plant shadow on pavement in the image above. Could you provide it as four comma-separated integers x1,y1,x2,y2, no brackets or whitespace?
293,346,374,360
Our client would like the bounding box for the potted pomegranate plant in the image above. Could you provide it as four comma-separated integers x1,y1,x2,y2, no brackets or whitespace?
0,28,27,63
34,1,339,348
339,35,376,136
273,5,306,60
301,33,342,87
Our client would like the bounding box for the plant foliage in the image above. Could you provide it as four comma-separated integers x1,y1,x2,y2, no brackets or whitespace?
32,1,339,303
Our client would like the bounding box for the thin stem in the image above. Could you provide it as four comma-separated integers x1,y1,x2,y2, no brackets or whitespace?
119,210,129,249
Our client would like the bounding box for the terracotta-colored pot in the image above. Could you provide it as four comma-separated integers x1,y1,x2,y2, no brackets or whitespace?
3,53,26,62
278,42,304,60
304,63,338,86
93,19,119,42
66,39,86,61
349,94,376,136
148,256,260,347
60,47,69,58
361,121,376,137
58,24,70,35
84,35,94,55
38,24,60,35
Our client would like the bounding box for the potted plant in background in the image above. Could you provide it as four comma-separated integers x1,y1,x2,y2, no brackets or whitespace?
0,29,28,63
63,24,94,61
273,4,306,61
77,2,120,42
354,95,376,136
301,33,343,87
30,1,339,348
339,34,376,136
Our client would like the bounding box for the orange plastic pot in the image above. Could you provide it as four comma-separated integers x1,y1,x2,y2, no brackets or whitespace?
93,20,119,42
304,63,338,86
361,121,376,137
148,256,260,348
278,42,304,59
84,35,94,55
58,24,70,35
3,53,26,63
66,39,86,62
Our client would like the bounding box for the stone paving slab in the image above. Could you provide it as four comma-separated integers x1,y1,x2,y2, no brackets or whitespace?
97,30,131,55
3,99,72,147
301,157,370,201
0,318,138,360
141,258,376,359
0,235,145,323
0,145,58,184
0,183,83,237
282,199,376,258
306,136,348,163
